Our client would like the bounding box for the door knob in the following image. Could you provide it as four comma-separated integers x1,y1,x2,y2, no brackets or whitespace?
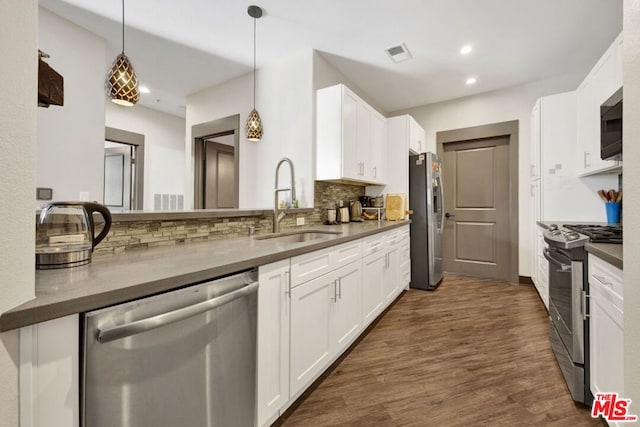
445,212,455,218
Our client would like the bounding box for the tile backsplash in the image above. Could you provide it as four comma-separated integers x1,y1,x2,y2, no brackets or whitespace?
93,181,364,255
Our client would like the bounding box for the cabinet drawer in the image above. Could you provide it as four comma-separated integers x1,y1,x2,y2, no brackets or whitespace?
334,241,362,269
400,260,411,286
290,248,334,288
362,235,384,256
401,242,410,261
588,254,623,299
384,230,402,247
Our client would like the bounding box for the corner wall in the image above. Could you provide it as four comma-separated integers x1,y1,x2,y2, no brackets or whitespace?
0,0,38,424
37,8,106,203
623,0,640,415
391,73,617,276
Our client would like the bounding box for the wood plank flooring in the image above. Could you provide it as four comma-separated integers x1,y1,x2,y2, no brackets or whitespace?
277,275,601,426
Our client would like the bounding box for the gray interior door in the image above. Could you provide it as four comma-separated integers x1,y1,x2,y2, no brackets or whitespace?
204,141,236,208
442,137,510,280
104,146,133,210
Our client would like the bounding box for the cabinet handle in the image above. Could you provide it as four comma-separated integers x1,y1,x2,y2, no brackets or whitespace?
373,166,377,178
331,280,338,302
593,274,613,287
338,277,342,299
584,151,591,168
581,290,590,320
284,271,291,297
530,165,535,177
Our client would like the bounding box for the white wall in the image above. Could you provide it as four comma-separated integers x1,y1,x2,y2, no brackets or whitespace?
186,49,314,209
623,0,640,415
392,73,618,276
105,102,186,210
37,8,106,204
0,0,38,424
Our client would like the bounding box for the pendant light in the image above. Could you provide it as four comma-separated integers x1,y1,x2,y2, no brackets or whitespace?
105,0,140,106
245,5,263,141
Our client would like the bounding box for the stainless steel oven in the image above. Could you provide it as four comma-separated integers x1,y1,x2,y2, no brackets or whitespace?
542,225,591,405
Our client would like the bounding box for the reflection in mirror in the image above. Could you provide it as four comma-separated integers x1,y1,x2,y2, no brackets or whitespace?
193,114,240,209
104,127,145,211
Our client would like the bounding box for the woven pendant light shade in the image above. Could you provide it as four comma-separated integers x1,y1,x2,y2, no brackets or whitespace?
245,108,264,141
106,53,139,106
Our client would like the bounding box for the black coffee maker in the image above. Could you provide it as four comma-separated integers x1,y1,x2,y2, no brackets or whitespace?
359,196,372,207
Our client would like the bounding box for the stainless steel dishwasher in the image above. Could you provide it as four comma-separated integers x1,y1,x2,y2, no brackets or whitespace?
82,269,258,427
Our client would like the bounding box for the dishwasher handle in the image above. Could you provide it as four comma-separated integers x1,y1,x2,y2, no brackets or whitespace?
96,281,259,344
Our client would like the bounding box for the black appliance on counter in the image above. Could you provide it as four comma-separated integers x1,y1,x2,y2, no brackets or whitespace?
601,87,622,161
542,223,622,406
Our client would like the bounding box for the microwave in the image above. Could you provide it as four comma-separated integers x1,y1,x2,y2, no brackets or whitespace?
601,88,622,161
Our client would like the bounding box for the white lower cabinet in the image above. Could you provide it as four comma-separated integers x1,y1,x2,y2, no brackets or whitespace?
257,260,291,427
19,314,80,427
289,273,334,398
362,252,385,325
332,262,363,355
589,254,624,416
256,225,409,426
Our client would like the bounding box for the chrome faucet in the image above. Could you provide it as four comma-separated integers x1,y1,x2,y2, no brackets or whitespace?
273,157,296,233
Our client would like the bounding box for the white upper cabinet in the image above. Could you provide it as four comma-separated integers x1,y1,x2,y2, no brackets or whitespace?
408,116,426,154
576,32,622,176
316,84,386,185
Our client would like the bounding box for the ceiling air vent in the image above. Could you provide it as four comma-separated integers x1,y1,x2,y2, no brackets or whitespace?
385,43,412,63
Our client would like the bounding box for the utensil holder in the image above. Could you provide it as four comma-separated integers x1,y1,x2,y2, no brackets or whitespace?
605,202,621,224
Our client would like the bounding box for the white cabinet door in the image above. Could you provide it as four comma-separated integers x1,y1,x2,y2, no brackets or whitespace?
409,118,424,154
257,261,290,427
369,111,386,182
20,314,80,427
590,280,624,399
383,246,400,302
362,252,385,325
342,88,360,180
289,273,334,397
530,100,541,179
332,262,363,355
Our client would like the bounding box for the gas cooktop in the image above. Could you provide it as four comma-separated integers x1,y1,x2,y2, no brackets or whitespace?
562,224,622,244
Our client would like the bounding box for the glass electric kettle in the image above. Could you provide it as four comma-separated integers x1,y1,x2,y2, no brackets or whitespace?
36,202,112,269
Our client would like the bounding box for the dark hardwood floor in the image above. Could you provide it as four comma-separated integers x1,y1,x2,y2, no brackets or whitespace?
278,275,601,426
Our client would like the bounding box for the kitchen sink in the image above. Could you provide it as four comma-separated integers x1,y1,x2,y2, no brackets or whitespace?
254,230,342,243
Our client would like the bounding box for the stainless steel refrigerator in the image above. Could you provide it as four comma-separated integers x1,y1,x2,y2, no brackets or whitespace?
409,152,444,290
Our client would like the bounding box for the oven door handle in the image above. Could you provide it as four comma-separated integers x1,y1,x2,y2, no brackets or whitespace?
543,248,572,273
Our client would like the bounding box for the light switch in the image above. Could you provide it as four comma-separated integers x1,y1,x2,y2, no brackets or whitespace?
296,217,305,226
79,191,90,201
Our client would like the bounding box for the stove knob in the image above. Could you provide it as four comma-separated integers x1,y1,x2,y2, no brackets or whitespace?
548,224,559,231
566,232,580,241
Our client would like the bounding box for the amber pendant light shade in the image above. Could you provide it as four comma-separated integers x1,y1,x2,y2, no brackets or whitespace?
245,5,263,141
106,53,139,106
106,0,139,106
245,108,263,141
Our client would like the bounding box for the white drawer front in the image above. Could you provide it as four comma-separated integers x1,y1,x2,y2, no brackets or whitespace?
400,260,411,287
384,230,401,247
588,254,623,299
290,248,334,287
334,240,362,269
362,235,385,256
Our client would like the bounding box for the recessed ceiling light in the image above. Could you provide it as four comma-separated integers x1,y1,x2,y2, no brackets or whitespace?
460,45,473,55
466,77,477,85
139,86,150,94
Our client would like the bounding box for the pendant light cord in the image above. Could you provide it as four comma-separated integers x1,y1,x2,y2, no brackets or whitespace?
252,16,256,110
121,0,125,54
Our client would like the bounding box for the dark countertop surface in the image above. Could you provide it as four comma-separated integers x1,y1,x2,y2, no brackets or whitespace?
585,243,623,270
0,221,409,331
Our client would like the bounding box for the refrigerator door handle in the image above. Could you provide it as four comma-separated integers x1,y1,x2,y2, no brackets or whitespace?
437,176,445,231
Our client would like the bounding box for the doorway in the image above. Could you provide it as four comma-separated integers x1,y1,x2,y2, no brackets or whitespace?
193,115,240,209
104,127,145,211
437,121,519,283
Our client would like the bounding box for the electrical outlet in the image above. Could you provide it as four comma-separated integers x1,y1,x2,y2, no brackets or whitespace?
79,191,90,201
296,217,305,226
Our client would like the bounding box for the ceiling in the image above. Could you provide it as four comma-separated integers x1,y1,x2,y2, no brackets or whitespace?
40,0,623,118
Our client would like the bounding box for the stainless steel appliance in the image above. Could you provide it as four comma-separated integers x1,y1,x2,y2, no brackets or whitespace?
601,87,622,161
36,202,112,269
350,200,363,222
542,222,624,405
82,269,258,427
338,206,350,223
409,152,444,290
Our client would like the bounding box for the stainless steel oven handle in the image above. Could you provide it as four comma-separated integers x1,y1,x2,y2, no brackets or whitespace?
96,281,259,343
543,248,572,272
